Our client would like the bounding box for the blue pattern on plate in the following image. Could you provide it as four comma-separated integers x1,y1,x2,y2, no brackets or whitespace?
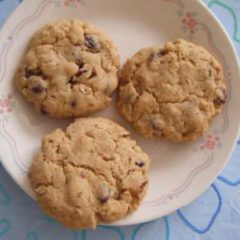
0,0,240,239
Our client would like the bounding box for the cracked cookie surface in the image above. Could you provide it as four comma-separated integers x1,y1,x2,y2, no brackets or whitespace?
16,19,120,118
29,117,151,229
117,39,227,142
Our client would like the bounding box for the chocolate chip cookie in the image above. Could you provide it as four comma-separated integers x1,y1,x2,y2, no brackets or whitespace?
16,19,120,118
29,117,150,229
117,39,227,142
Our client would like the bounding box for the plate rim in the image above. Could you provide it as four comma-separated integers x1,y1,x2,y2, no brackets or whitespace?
0,0,239,226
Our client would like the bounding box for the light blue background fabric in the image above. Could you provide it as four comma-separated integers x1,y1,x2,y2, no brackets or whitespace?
0,0,240,239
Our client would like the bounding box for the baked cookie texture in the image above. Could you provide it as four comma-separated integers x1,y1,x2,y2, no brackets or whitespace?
117,39,227,142
29,118,151,229
16,19,120,118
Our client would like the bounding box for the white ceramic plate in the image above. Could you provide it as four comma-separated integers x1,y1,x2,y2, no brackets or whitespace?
0,0,239,226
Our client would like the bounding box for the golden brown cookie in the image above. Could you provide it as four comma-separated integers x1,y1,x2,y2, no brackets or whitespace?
29,117,151,229
16,19,120,118
117,39,226,142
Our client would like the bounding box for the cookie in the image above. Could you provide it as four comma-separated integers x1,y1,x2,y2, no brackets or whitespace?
16,19,120,118
29,117,150,229
117,39,227,142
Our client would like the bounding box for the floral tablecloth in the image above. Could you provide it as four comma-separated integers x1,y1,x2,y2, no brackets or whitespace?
0,0,240,239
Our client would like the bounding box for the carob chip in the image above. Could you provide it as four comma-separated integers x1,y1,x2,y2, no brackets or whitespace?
25,68,44,78
98,184,113,203
85,34,101,52
214,87,227,105
71,101,77,108
149,49,169,61
151,116,162,131
135,161,145,168
40,105,48,115
31,85,44,94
